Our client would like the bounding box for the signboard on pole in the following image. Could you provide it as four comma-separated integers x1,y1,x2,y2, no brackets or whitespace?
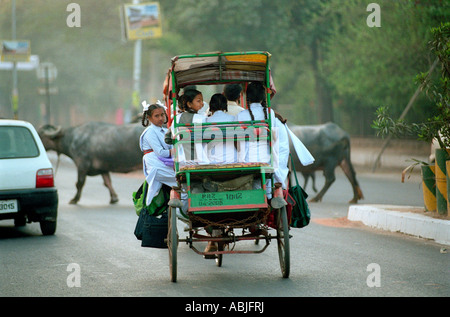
36,62,58,83
38,87,59,95
122,2,162,40
0,54,39,71
1,40,30,62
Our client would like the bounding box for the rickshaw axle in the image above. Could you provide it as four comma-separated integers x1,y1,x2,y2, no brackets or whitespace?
178,229,274,256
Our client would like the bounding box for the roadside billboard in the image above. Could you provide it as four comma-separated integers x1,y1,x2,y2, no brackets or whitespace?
122,2,162,40
1,40,30,62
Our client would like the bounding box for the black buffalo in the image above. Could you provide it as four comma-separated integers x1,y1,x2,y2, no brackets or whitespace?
38,122,144,204
289,122,363,203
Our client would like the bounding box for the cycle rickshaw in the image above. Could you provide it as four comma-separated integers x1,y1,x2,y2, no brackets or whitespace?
162,51,290,282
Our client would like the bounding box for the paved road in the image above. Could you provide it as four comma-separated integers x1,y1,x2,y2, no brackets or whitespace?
0,158,448,297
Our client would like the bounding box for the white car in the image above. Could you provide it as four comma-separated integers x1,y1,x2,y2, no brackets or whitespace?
0,119,58,235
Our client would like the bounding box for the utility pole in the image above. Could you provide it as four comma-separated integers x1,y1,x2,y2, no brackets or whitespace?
121,0,162,121
11,0,18,119
37,62,57,125
131,0,142,122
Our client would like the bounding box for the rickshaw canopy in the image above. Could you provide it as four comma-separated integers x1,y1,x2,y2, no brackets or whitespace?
163,51,276,125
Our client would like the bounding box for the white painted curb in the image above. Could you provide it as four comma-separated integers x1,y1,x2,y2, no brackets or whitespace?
348,204,450,246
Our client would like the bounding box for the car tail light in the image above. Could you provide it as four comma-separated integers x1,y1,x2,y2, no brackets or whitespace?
36,168,54,188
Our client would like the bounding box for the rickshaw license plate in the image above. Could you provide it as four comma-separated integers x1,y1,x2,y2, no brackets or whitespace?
190,189,265,210
0,199,19,213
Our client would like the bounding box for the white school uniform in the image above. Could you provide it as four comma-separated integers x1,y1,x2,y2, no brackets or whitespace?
273,119,315,189
171,112,209,165
286,125,315,166
140,124,176,205
226,101,245,116
205,110,236,164
273,117,289,188
236,103,278,197
197,101,210,116
236,104,315,194
236,103,278,163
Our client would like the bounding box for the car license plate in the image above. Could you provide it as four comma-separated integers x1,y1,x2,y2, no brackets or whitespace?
0,200,19,213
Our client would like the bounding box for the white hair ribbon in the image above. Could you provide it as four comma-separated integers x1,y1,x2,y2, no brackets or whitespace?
141,100,150,112
156,100,167,110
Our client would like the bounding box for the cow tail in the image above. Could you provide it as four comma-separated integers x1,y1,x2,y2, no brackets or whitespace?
340,137,364,200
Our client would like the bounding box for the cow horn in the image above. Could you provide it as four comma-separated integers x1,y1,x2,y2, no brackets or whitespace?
39,124,62,137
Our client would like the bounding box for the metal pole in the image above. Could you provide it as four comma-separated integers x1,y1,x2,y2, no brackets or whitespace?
12,0,18,119
133,39,142,106
45,65,50,124
131,0,141,122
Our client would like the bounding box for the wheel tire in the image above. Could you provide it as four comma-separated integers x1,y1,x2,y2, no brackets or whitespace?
40,220,56,235
14,217,26,227
276,206,290,278
168,207,178,282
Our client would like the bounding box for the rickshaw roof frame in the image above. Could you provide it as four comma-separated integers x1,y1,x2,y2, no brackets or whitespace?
166,51,274,175
168,51,272,125
171,51,270,88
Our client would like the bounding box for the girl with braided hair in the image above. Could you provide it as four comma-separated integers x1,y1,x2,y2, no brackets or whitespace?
165,88,208,164
235,82,281,198
236,82,278,163
206,93,237,163
139,102,176,205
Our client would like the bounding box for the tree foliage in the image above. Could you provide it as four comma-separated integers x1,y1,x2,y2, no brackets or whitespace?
373,22,450,148
0,0,448,135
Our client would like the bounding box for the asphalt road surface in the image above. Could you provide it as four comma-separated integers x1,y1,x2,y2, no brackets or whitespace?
0,156,448,298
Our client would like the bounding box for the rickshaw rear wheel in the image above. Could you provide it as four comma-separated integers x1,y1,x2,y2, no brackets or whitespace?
168,206,178,282
276,206,290,278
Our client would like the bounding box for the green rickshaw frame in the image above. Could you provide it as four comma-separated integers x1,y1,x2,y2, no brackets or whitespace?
163,51,290,282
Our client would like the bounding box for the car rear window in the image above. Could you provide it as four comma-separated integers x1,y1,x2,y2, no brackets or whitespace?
0,126,39,159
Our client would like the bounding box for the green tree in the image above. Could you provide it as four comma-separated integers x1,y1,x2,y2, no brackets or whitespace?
1,0,448,134
162,0,336,124
373,22,450,148
323,0,449,134
0,0,136,124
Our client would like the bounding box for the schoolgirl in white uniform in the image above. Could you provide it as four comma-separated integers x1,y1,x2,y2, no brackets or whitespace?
165,89,208,165
273,113,290,188
140,101,176,205
205,93,236,164
236,82,278,164
237,82,315,195
235,82,276,196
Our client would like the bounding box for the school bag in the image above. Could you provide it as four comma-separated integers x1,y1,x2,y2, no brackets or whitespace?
132,181,170,248
288,154,311,228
